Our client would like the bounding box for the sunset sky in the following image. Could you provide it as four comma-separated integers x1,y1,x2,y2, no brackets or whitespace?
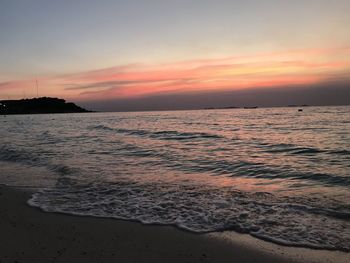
1,0,350,110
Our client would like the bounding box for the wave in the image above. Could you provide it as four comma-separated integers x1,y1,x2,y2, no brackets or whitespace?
164,157,350,187
0,146,41,165
89,125,223,141
28,181,350,252
0,146,79,179
1,139,348,190
260,142,350,157
329,149,350,155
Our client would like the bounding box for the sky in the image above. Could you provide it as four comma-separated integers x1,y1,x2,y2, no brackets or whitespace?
0,0,350,110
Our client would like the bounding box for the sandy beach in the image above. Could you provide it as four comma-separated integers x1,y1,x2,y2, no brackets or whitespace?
0,185,348,263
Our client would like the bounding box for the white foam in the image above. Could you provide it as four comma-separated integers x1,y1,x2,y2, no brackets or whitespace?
28,181,350,251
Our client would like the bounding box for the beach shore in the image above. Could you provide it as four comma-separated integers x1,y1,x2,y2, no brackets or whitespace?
0,185,348,263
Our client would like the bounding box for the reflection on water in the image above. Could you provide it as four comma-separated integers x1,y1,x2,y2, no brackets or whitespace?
0,106,349,251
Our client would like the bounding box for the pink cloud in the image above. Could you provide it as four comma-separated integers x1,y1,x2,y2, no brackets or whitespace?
1,47,350,101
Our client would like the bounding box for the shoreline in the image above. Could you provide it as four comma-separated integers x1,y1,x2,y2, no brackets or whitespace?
0,185,348,263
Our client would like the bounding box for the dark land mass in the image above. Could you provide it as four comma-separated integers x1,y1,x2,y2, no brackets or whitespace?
0,97,90,115
203,106,258,110
204,106,240,110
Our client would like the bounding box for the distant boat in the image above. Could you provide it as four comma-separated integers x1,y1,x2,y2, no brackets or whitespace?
298,109,303,112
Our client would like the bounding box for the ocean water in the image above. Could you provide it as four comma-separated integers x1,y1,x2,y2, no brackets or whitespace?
0,106,349,251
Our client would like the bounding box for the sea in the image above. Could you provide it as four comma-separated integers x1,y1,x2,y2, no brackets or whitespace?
0,106,349,251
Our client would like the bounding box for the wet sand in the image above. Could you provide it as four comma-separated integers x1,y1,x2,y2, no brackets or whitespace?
0,185,348,263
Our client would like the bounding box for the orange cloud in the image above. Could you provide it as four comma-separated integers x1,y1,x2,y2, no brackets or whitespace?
1,47,350,101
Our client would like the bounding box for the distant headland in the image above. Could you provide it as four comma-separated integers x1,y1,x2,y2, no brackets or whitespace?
0,97,90,115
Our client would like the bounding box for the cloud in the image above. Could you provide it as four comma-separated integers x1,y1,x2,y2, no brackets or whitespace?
1,47,350,104
64,78,194,91
79,79,350,111
0,79,36,91
59,47,350,100
0,82,11,88
64,80,146,90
